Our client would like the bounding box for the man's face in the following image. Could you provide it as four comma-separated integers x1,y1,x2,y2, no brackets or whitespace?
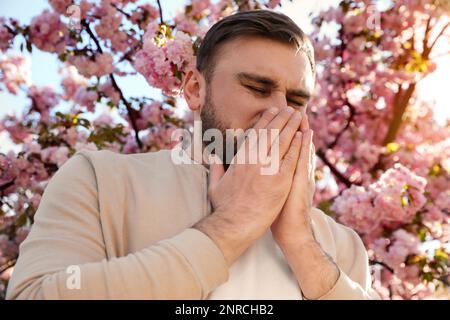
199,36,314,165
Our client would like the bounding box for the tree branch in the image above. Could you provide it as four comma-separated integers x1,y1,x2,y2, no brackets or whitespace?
370,16,438,171
0,179,15,192
156,0,164,24
328,99,356,149
379,18,449,149
82,21,143,149
422,16,433,54
316,149,353,188
2,23,16,36
382,83,416,145
0,258,17,274
118,40,143,63
427,21,450,56
324,26,357,154
370,259,395,274
110,3,132,19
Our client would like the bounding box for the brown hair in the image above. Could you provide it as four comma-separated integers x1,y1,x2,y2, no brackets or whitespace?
196,9,315,81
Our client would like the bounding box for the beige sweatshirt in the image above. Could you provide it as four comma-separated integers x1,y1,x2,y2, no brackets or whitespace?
6,148,380,300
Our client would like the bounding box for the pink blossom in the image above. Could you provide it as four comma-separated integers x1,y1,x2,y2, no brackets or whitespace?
93,112,114,127
434,190,450,212
41,146,70,167
130,4,159,29
23,141,42,155
29,10,68,53
74,87,99,112
122,134,138,154
190,0,211,17
0,153,17,195
343,12,366,34
320,6,345,24
30,193,42,210
372,229,421,270
28,85,60,122
1,115,31,144
134,27,195,95
332,185,382,234
0,54,31,94
99,80,120,105
95,12,129,52
209,0,233,22
49,0,73,14
14,226,31,245
62,127,81,147
0,234,17,258
140,102,163,126
60,65,88,100
166,32,196,70
0,18,15,52
355,142,382,170
174,14,199,35
67,53,114,78
267,0,281,9
371,164,427,224
347,36,366,52
395,264,421,284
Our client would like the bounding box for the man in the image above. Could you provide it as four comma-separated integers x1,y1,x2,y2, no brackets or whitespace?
6,10,380,300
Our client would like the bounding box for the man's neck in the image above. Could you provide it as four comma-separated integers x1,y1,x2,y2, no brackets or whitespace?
185,137,210,170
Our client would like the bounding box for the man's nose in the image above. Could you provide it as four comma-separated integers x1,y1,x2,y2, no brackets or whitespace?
271,91,289,110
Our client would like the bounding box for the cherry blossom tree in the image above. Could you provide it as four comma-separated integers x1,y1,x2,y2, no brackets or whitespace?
0,0,449,299
310,0,450,299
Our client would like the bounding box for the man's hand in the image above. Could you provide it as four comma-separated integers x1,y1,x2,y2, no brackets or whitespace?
270,114,316,247
194,106,303,267
270,114,340,299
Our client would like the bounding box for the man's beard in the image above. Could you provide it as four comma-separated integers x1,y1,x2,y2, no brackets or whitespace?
200,86,247,172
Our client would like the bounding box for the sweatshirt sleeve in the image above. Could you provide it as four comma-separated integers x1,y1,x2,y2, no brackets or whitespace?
6,153,229,300
312,210,381,300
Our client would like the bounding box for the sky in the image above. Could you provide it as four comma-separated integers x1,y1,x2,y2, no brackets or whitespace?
0,0,449,152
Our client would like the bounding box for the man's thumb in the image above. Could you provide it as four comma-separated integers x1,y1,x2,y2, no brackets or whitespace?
208,154,225,188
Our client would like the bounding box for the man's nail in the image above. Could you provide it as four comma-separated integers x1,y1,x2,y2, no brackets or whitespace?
286,107,294,113
268,107,278,114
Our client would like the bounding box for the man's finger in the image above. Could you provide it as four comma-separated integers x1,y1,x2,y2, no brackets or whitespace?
280,131,303,175
309,141,316,181
253,107,280,129
208,154,225,190
269,110,302,162
300,111,310,132
232,108,279,164
296,129,313,178
266,107,295,131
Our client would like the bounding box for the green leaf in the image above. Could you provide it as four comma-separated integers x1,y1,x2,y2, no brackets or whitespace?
317,200,337,218
15,213,27,228
386,142,400,153
422,272,434,283
435,248,449,262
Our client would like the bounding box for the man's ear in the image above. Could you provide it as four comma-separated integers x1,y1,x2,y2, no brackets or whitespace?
182,68,206,112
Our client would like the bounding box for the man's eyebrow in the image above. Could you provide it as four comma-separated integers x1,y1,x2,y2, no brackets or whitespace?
236,72,276,86
236,72,311,100
286,88,311,100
